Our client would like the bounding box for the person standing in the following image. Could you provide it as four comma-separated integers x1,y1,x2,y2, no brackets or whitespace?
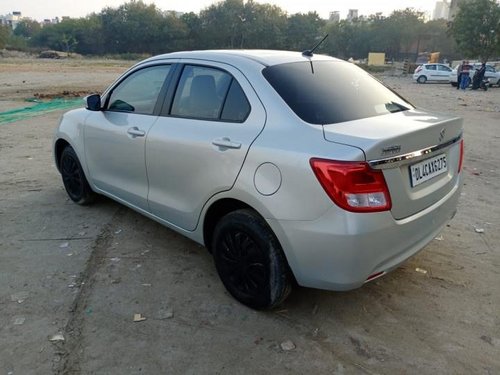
456,60,464,90
460,61,471,90
472,62,487,90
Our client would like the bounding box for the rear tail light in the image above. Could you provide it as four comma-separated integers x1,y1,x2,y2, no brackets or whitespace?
310,158,392,213
415,66,422,73
458,139,464,173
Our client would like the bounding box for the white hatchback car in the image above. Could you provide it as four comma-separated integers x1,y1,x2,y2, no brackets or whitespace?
54,50,463,309
449,63,500,87
413,63,453,83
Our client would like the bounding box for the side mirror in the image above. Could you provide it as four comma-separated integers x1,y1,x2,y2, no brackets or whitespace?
85,94,101,111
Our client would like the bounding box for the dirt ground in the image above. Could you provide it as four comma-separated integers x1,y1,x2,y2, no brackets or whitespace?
0,57,499,375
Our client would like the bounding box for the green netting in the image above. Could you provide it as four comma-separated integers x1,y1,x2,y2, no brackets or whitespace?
0,98,83,125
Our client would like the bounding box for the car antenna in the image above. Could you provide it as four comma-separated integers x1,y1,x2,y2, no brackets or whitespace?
302,34,329,57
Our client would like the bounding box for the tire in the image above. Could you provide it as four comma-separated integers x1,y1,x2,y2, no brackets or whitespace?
450,82,457,87
212,209,292,310
60,145,95,205
417,75,427,84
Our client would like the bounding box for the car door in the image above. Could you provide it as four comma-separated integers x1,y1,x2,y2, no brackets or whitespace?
425,64,437,80
84,64,172,210
146,62,266,231
484,65,497,82
437,64,452,81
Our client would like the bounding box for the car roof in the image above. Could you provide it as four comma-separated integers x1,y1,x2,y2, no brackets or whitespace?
142,49,340,67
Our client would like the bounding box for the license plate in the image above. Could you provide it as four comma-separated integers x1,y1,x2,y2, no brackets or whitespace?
410,154,447,187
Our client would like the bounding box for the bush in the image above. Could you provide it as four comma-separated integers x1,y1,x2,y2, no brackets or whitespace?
6,35,29,51
99,53,151,61
357,64,388,73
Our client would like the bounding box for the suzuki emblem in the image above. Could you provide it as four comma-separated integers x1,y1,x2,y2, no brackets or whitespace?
438,128,446,143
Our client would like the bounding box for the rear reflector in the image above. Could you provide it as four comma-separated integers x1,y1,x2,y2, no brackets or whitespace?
310,158,392,213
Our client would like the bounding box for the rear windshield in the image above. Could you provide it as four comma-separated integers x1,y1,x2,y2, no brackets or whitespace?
263,60,414,125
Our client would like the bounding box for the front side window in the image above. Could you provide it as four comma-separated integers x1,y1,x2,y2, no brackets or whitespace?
438,65,451,72
170,65,250,122
107,65,171,115
263,60,414,125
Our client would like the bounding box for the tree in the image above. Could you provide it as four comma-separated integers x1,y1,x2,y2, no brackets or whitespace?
323,19,371,59
367,14,394,56
13,19,41,38
100,0,186,54
385,8,425,59
199,0,287,49
30,19,87,54
61,33,78,55
240,2,288,49
421,19,459,60
15,0,474,61
74,15,106,55
180,12,203,50
449,0,500,61
286,12,325,51
199,0,247,48
0,24,9,49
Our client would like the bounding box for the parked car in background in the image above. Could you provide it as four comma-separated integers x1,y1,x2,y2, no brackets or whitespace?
450,63,500,87
413,63,453,83
54,50,464,309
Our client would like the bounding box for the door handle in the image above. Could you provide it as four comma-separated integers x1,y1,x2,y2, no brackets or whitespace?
212,137,242,150
127,127,146,137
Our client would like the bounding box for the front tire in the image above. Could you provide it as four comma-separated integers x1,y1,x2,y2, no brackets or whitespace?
212,209,292,309
60,146,95,205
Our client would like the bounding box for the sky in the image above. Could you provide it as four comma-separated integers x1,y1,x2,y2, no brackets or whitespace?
1,0,439,21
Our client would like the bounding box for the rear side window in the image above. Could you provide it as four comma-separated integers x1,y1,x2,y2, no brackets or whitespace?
425,64,437,70
263,61,413,125
221,80,250,122
171,65,250,122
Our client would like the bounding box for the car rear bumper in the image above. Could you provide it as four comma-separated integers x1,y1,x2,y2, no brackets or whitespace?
267,174,462,291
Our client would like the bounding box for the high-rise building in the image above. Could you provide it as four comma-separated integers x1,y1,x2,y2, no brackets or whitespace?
0,11,22,29
449,0,469,19
329,11,340,23
433,1,450,20
347,9,359,22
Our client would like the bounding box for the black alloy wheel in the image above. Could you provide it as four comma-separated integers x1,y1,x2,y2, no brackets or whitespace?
60,146,95,205
212,209,292,309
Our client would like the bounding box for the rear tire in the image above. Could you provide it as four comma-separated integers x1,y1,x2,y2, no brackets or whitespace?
60,146,95,205
417,75,427,84
212,209,292,310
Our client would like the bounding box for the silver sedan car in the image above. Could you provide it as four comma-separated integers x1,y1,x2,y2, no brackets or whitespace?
54,50,463,309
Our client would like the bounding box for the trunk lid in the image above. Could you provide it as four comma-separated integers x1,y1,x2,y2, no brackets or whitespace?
322,109,463,219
